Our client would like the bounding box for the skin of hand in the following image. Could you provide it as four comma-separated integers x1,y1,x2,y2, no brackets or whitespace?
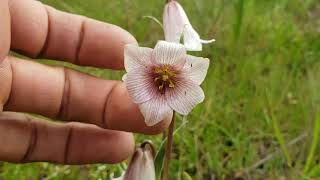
0,0,171,165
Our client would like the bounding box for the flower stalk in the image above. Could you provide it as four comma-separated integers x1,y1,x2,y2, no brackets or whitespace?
162,111,176,180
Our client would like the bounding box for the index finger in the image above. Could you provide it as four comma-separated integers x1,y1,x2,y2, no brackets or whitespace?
0,0,10,63
9,0,136,69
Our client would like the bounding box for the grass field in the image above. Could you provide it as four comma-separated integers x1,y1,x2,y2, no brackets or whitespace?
1,0,320,179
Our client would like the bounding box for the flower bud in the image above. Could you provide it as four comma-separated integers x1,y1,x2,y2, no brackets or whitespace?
121,141,156,180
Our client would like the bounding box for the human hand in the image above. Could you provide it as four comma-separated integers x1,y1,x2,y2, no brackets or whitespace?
0,0,170,165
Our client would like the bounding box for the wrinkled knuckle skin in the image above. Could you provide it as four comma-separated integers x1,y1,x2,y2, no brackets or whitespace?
0,58,12,112
0,112,33,163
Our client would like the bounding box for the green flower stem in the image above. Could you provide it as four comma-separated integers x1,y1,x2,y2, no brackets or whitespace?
162,111,175,180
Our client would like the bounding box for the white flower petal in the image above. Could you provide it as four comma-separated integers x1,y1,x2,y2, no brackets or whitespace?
166,80,205,115
183,55,210,85
152,41,186,66
123,147,156,180
125,69,158,104
163,1,185,43
139,150,156,180
139,96,173,126
124,44,153,72
182,24,203,51
163,1,215,51
183,25,215,51
177,3,190,23
200,39,216,44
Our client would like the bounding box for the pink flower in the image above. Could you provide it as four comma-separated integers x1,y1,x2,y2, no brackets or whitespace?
163,0,215,51
123,41,209,126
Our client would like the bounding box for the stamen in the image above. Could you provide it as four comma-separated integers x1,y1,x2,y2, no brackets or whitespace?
162,75,169,81
153,65,178,92
159,83,164,90
154,77,161,82
154,67,163,74
168,80,175,88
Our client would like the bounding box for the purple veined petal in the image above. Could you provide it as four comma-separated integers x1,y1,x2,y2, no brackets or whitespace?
166,79,205,115
139,95,173,126
124,44,153,72
152,41,186,66
163,1,186,43
124,69,158,104
182,55,210,85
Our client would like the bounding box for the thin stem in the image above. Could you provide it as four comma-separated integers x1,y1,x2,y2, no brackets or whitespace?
162,112,176,180
304,113,320,173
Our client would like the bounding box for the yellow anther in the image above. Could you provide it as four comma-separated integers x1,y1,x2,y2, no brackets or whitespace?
154,67,163,73
159,84,164,90
154,77,161,82
168,79,175,88
162,74,169,81
168,71,177,77
153,65,178,92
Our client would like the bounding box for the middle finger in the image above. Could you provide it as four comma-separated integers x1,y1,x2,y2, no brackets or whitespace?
3,56,170,135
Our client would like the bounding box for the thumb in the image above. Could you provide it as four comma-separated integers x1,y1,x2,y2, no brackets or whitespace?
0,0,10,63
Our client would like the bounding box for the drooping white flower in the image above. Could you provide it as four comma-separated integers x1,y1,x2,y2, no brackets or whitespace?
124,147,155,180
123,41,209,126
163,0,215,51
113,141,156,180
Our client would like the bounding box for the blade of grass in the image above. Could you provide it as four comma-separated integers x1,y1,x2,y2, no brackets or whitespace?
307,165,320,177
304,112,320,173
233,0,244,40
265,89,292,167
270,110,292,167
245,132,307,173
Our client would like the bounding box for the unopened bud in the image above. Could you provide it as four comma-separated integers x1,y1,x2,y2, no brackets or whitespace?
121,141,156,180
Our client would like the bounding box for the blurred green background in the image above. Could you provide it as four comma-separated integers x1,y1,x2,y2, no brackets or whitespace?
2,0,320,179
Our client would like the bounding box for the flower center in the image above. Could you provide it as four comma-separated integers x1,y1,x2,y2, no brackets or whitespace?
153,65,177,93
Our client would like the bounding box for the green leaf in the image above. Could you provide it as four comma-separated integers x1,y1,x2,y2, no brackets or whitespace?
182,171,193,180
307,165,320,177
154,142,166,180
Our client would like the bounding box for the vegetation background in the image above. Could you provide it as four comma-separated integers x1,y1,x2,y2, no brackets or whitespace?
1,0,320,179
